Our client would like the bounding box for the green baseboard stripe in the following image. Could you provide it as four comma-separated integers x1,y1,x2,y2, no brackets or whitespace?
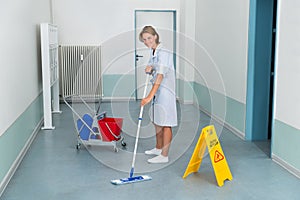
101,76,246,135
102,74,135,98
225,95,246,133
177,79,194,104
0,94,43,196
193,82,246,134
272,119,300,178
272,154,300,179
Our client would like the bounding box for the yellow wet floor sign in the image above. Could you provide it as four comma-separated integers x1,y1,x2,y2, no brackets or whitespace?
183,125,232,187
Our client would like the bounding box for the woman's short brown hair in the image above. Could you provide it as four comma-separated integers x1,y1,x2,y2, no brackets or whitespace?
139,25,160,44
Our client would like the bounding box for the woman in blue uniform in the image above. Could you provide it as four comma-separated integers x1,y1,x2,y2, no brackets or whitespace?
139,26,177,164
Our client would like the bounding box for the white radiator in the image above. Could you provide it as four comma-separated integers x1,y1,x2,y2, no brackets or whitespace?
59,45,102,100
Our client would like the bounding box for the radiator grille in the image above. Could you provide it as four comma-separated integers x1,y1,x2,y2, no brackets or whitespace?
59,45,101,100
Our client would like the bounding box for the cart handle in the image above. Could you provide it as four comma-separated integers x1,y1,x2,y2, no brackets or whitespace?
63,97,100,138
96,112,107,120
63,94,99,116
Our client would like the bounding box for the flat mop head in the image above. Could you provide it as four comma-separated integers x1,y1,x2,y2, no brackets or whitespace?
111,175,152,185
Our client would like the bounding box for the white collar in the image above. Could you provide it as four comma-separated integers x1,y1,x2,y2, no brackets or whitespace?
152,43,162,57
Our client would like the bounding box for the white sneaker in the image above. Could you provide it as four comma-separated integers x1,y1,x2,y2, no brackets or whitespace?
147,155,169,164
145,148,162,156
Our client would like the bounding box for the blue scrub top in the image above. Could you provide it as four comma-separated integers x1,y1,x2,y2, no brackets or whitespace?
148,44,177,127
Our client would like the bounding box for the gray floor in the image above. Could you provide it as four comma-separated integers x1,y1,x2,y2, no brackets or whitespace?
1,101,300,200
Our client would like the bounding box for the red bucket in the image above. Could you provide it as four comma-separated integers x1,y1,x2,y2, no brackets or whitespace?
98,117,123,142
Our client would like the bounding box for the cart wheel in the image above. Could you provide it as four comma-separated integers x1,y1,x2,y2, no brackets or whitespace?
114,147,119,153
76,143,81,150
121,141,126,147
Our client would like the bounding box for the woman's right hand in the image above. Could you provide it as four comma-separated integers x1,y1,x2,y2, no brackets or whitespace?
141,96,152,107
145,66,153,74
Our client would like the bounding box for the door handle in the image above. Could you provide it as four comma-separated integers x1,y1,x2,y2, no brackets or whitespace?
136,54,143,61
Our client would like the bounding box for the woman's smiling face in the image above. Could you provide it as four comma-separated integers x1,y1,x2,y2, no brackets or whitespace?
142,33,158,49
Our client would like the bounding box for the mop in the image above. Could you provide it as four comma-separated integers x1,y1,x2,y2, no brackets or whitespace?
111,74,152,185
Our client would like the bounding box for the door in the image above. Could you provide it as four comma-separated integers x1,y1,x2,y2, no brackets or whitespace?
246,0,277,146
134,10,176,99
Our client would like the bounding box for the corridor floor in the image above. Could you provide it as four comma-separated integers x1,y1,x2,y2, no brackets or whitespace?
1,101,299,200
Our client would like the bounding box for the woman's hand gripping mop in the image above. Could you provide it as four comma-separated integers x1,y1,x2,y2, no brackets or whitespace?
111,73,152,185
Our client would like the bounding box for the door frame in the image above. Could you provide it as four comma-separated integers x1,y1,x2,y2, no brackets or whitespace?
134,10,177,100
246,0,277,143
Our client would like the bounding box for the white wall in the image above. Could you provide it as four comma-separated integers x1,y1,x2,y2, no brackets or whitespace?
178,0,196,82
52,0,181,75
52,0,180,44
274,0,300,129
176,0,196,103
194,0,249,103
0,0,51,135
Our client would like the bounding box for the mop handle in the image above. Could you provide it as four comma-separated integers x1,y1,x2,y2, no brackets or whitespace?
130,74,151,178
